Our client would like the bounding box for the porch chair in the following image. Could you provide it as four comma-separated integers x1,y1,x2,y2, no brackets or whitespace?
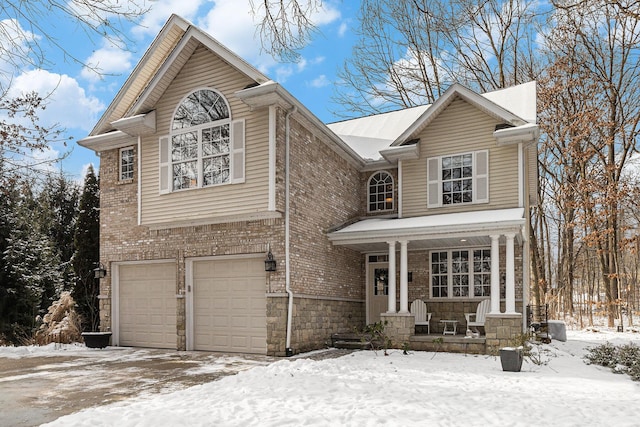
464,299,491,331
410,299,432,334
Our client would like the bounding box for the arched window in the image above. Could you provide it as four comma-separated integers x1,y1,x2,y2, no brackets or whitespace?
368,171,394,212
170,89,232,190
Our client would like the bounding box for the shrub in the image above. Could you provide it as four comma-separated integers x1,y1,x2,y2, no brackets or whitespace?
584,342,640,381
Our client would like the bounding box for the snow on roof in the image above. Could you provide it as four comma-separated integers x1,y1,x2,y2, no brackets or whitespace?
331,208,524,238
481,81,537,124
326,82,536,162
326,105,429,161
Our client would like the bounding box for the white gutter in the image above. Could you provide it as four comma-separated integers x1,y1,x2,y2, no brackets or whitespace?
285,105,297,355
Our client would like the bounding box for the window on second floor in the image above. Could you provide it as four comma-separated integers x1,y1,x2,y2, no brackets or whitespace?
427,150,488,208
159,88,245,194
368,171,394,212
119,147,134,181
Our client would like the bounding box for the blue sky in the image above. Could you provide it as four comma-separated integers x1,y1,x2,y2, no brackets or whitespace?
1,0,360,181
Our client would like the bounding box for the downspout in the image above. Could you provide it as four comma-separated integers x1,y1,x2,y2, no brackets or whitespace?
285,105,297,356
137,136,142,225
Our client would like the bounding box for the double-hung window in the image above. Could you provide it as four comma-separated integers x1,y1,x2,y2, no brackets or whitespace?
427,150,488,207
119,147,134,181
430,249,491,298
159,88,245,194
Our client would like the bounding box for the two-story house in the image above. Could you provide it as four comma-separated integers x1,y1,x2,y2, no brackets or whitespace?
79,15,538,356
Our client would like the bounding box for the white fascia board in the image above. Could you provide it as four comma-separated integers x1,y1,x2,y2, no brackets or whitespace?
379,143,419,162
328,219,525,245
77,131,135,153
111,111,156,136
494,123,540,145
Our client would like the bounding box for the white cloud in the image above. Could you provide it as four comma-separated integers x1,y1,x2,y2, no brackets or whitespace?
309,74,329,88
9,69,105,132
338,21,348,37
81,43,133,82
131,0,205,38
0,19,40,85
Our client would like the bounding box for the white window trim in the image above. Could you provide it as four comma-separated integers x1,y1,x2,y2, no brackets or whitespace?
429,247,492,299
170,119,231,191
159,88,245,194
427,150,489,208
119,146,135,182
367,170,395,213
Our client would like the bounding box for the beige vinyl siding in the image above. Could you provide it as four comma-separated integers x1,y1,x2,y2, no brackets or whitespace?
527,143,538,205
140,44,270,226
402,97,520,217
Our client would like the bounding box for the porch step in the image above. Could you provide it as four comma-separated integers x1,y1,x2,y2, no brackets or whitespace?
409,335,486,354
331,333,371,350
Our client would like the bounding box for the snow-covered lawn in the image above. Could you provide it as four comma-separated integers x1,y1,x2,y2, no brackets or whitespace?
3,329,640,426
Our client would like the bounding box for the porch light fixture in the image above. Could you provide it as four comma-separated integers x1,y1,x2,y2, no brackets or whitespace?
94,262,107,279
264,249,277,272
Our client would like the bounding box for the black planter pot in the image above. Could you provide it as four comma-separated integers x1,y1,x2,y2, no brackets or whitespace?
499,347,523,372
81,332,112,349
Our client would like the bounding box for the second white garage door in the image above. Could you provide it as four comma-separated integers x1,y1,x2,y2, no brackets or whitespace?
191,257,267,354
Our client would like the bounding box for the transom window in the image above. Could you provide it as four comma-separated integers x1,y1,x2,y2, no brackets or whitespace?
119,147,134,181
171,89,230,190
430,249,491,298
442,154,472,204
368,171,394,212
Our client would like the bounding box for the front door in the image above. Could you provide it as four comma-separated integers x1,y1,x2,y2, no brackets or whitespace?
368,263,389,323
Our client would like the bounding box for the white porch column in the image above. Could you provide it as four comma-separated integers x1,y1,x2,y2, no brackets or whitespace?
399,240,409,314
387,241,397,314
490,234,501,314
505,233,516,314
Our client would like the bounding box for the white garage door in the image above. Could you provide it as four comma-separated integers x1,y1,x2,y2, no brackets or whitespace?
192,257,266,354
118,262,176,349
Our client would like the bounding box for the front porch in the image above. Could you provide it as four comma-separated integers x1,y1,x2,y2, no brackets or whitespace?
328,208,529,355
381,310,523,355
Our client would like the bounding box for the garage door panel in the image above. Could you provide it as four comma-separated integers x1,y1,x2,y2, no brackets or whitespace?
192,258,266,354
118,263,176,349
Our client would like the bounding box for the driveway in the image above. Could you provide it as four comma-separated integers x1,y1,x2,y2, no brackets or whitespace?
0,346,281,426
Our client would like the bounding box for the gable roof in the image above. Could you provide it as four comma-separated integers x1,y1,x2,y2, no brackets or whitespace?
392,83,535,147
89,14,270,137
330,82,538,162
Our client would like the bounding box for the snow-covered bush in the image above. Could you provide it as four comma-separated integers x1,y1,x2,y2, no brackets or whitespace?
584,342,640,381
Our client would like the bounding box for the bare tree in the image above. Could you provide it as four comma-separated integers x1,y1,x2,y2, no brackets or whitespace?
0,1,149,178
250,0,323,62
333,0,542,117
0,0,149,76
540,1,640,326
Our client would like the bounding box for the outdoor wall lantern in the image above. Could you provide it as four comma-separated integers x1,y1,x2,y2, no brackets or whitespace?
264,249,277,272
94,262,107,279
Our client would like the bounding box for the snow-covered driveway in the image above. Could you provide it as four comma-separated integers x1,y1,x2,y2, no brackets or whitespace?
0,345,280,426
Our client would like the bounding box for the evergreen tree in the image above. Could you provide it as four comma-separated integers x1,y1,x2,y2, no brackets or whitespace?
1,179,64,341
37,172,80,290
72,165,100,331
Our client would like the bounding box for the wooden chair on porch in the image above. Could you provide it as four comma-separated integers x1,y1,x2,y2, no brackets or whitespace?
410,299,432,334
465,299,491,331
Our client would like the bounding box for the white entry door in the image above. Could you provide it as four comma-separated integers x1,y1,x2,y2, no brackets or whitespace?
368,263,389,324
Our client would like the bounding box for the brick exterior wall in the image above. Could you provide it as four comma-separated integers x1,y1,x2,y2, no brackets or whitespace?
98,106,366,356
